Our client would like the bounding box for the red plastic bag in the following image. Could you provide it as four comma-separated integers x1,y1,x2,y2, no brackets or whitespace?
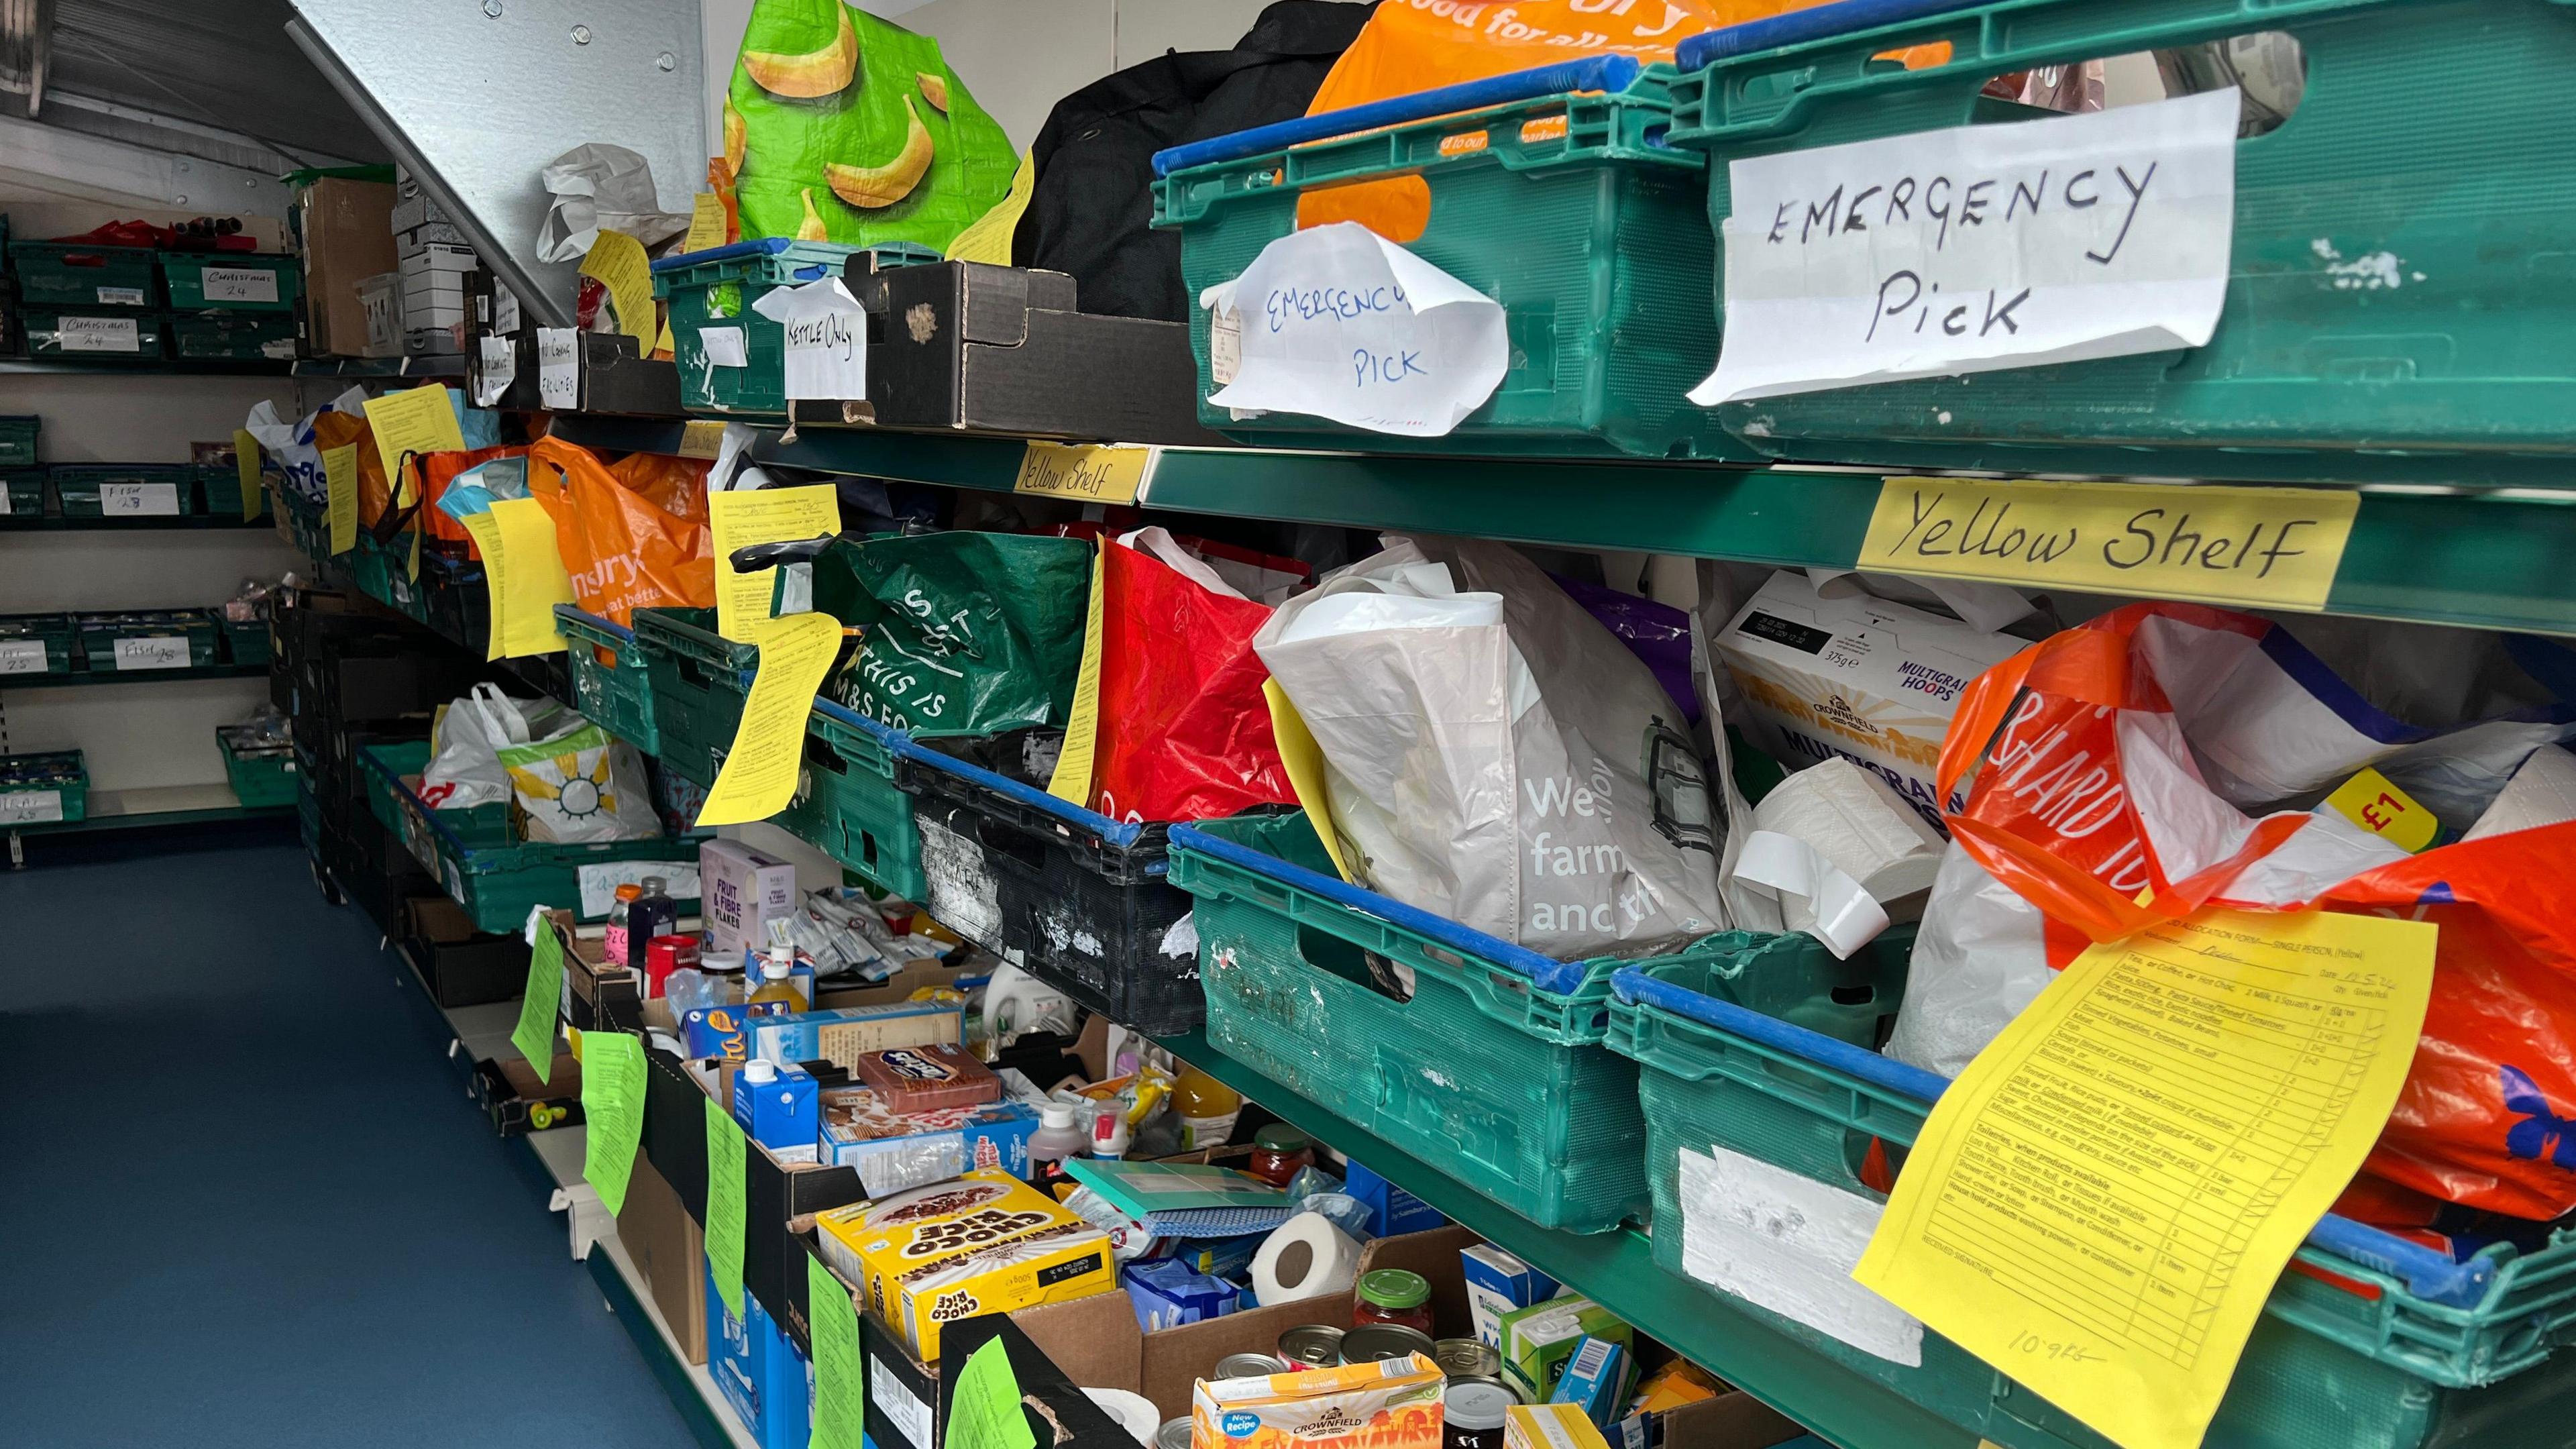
523,436,715,625
1085,528,1299,824
1903,602,2576,1219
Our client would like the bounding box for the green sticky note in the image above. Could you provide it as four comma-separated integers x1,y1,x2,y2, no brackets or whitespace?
511,922,567,1083
949,1335,1036,1449
808,1252,867,1449
579,1031,649,1218
704,1093,749,1323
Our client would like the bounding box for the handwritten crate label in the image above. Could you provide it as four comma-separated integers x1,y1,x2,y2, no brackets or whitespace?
113,635,193,669
201,268,279,304
537,327,580,409
60,315,141,352
0,639,48,674
1858,476,2357,612
758,278,867,400
1693,88,2239,405
0,790,64,824
678,420,726,460
101,481,180,517
1014,443,1155,505
474,335,517,408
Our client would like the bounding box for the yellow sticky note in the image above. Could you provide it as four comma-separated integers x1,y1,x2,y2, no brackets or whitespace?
685,191,727,255
581,229,657,352
696,611,842,826
678,420,727,460
1014,443,1155,506
1858,477,2360,612
1045,544,1108,808
2323,767,2440,854
231,429,264,521
362,382,468,489
947,150,1035,266
458,498,573,661
323,443,360,557
1264,679,1353,883
1854,907,2436,1449
655,317,676,359
708,484,840,641
407,516,423,582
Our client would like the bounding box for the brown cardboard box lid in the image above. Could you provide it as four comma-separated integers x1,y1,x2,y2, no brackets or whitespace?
616,1155,708,1365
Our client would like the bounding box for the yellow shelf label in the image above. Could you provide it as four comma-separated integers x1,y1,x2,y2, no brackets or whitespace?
1014,442,1155,506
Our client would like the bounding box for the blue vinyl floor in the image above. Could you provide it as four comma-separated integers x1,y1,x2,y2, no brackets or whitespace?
0,835,700,1449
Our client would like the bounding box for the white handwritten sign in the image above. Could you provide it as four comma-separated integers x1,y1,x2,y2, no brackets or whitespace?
755,279,867,400
1201,221,1507,437
0,790,63,825
0,640,48,674
59,315,142,353
101,482,180,517
113,636,193,669
1692,88,2239,405
537,327,580,409
474,335,517,409
702,327,749,368
201,268,280,305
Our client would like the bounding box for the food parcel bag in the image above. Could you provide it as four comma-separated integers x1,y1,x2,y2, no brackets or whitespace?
497,717,660,843
814,531,1092,738
1254,536,1728,958
1057,527,1298,824
1886,601,2576,1219
523,436,715,625
420,684,568,809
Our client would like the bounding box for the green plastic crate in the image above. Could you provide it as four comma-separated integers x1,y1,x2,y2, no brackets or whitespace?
360,741,704,933
0,415,37,469
653,239,938,419
9,241,156,307
358,741,509,849
217,605,271,666
217,726,297,808
170,309,298,361
0,749,87,826
23,307,165,362
197,462,266,519
1,470,42,519
51,463,195,518
1150,60,1742,462
554,605,661,755
632,606,755,788
0,612,74,676
1169,809,1658,1232
1607,938,2576,1449
1664,0,2576,484
794,700,926,901
75,608,217,672
162,252,303,312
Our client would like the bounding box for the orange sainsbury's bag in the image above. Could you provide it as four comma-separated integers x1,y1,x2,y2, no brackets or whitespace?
1884,602,2576,1219
523,435,716,625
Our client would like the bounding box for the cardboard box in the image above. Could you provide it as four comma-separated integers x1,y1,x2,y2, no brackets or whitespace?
470,1053,583,1136
617,1155,708,1364
710,1262,815,1449
814,1169,1115,1361
938,1315,1138,1449
1714,571,2021,830
1511,1403,1613,1449
1654,1393,1805,1449
577,331,684,418
299,178,397,356
403,895,529,1008
1462,1242,1559,1348
750,1000,961,1071
400,242,477,274
702,839,801,958
1501,1297,1632,1404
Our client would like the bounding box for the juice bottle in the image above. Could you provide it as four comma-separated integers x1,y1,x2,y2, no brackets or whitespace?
603,883,641,973
747,945,806,1013
1173,1063,1243,1152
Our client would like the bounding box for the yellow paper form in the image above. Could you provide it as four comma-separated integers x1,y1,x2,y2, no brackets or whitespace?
581,229,657,352
457,498,574,660
231,429,263,521
323,444,360,557
684,192,727,254
1263,680,1353,883
708,484,840,641
695,611,842,826
1044,544,1108,808
1853,908,2436,1449
362,382,467,486
947,150,1035,265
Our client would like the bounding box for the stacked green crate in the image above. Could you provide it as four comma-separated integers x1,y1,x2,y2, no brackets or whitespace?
51,464,194,518
1,470,42,519
0,612,74,677
0,415,38,468
216,726,297,808
75,610,218,672
0,750,87,825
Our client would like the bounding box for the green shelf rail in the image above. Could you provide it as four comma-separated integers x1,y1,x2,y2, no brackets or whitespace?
0,357,294,377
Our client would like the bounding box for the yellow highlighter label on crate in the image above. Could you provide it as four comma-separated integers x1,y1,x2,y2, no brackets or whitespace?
231,429,264,521
1014,443,1155,506
694,610,843,828
1854,907,2436,1449
1858,477,2360,611
323,443,360,557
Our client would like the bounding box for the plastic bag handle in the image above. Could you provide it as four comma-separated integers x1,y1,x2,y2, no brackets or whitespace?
1674,0,1986,70
729,533,837,573
1151,54,1642,178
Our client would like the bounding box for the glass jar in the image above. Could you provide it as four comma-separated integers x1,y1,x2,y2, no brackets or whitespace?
1443,1383,1513,1449
1247,1123,1316,1188
1352,1269,1434,1335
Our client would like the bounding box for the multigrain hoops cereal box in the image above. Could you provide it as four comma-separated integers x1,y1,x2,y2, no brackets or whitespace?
1191,1353,1445,1449
812,1169,1114,1360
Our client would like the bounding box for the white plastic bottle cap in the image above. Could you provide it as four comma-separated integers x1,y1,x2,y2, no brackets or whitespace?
743,1059,777,1085
763,959,792,981
1041,1104,1075,1130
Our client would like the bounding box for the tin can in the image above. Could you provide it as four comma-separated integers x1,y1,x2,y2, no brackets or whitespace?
1432,1338,1502,1384
1340,1324,1437,1365
1216,1352,1290,1381
1278,1324,1346,1371
1157,1417,1194,1449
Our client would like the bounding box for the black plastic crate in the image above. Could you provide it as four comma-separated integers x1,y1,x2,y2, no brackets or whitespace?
896,733,1202,1034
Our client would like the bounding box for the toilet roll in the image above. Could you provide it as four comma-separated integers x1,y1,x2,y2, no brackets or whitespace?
1251,1211,1363,1307
1086,1389,1162,1446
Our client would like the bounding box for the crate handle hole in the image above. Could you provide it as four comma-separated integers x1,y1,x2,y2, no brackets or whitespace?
1968,38,2303,139
1293,174,1431,244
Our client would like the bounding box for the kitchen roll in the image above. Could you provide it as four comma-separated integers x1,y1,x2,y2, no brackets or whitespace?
1086,1389,1161,1445
1730,758,1947,957
1251,1210,1362,1307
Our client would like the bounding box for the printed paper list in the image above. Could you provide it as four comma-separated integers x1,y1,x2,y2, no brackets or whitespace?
1855,908,2434,1449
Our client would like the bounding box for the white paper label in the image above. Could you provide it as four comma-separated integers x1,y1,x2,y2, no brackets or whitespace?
1694,87,2240,405
0,639,48,674
101,482,180,517
871,1357,934,1449
59,315,141,353
1210,307,1242,385
756,278,867,400
1677,1145,1923,1366
0,486,10,516
495,286,521,335
537,327,580,409
702,326,749,368
475,335,517,407
95,286,147,307
201,268,280,304
1203,221,1508,437
113,635,193,670
574,861,699,918
0,790,64,825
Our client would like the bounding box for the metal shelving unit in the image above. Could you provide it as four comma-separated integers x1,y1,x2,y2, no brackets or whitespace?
0,513,274,531
1,662,270,688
